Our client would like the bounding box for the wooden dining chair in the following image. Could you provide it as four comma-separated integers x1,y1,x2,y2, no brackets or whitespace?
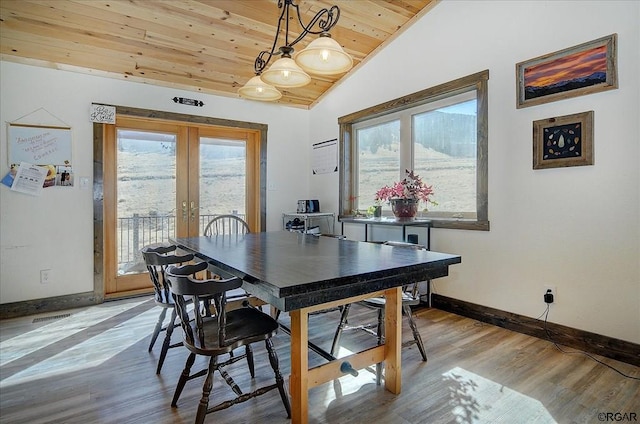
166,261,291,424
141,244,194,374
203,214,265,311
203,214,250,236
330,241,428,384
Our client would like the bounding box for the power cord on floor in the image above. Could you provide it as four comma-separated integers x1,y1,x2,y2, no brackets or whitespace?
541,304,640,381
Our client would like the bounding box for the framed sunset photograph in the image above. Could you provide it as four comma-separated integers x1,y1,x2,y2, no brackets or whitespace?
516,34,617,108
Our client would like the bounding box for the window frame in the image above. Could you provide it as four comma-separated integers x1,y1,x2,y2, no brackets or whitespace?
338,70,490,231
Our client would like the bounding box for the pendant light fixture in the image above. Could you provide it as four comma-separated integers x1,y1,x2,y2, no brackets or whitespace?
238,0,353,101
237,75,282,101
294,34,353,75
261,46,311,88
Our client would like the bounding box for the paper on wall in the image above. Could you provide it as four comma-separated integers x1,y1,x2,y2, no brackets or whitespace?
10,162,48,196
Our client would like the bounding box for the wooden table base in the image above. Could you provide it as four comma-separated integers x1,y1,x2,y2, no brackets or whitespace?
289,287,402,424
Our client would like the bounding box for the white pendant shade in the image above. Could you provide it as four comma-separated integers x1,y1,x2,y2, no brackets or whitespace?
295,36,353,75
238,75,282,101
260,57,311,88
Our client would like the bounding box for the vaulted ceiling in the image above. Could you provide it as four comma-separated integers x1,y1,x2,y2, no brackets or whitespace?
0,0,438,108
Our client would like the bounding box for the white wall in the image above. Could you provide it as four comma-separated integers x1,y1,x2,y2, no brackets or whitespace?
310,0,640,343
0,62,310,303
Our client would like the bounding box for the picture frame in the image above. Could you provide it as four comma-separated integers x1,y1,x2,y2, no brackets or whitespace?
516,34,617,109
533,111,594,170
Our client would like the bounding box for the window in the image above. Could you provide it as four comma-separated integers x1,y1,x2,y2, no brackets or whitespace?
339,70,489,230
199,137,247,219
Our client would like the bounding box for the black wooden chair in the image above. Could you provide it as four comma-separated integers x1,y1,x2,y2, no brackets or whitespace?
330,241,428,384
166,261,291,424
141,244,194,374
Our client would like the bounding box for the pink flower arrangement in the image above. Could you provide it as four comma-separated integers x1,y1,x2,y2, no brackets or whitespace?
375,169,435,205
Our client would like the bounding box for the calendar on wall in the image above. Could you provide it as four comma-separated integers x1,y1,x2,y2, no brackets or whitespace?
312,138,337,175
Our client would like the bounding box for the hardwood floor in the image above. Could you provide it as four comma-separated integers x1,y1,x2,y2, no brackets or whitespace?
1,297,638,424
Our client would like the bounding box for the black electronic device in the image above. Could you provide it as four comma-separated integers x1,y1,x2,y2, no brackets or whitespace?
297,200,320,213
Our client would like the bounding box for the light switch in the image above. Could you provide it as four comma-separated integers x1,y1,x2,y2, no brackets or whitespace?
80,177,90,189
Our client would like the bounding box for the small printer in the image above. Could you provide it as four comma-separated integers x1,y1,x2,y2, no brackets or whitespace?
297,199,320,213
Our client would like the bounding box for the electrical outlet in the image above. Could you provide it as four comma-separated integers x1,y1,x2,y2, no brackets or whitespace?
544,285,556,303
40,269,52,284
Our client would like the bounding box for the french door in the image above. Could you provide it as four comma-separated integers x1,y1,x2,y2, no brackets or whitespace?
102,115,261,296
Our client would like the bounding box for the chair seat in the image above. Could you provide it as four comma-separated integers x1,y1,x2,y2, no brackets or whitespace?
186,308,280,355
226,287,250,299
154,291,196,308
361,291,420,308
154,297,175,308
153,293,176,307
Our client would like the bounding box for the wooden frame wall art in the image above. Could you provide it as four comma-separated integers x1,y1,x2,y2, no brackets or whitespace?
533,111,593,170
516,34,617,108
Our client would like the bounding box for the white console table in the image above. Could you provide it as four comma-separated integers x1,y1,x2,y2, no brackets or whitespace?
339,216,431,249
282,212,336,234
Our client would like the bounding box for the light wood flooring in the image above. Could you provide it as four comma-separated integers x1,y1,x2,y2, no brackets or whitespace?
1,297,638,424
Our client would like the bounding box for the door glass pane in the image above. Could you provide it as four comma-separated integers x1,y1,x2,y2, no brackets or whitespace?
116,129,176,275
355,120,400,211
199,137,246,234
412,97,477,215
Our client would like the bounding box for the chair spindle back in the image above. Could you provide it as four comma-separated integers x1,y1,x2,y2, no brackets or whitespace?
167,262,244,349
204,214,250,236
141,245,194,303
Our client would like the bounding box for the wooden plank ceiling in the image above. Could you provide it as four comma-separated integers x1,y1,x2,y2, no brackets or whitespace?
0,0,438,108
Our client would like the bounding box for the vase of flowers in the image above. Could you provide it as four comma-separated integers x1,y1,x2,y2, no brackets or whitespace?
375,170,435,219
389,198,418,218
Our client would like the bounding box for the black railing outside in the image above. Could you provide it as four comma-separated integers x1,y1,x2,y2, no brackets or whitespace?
117,212,245,274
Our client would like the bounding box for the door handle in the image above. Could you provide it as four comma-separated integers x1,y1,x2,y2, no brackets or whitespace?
182,200,188,222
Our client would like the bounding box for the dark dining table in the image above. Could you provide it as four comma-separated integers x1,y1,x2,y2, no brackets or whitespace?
172,231,461,424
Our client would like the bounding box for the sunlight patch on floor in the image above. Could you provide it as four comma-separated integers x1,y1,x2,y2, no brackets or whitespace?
0,305,159,388
443,366,556,424
0,299,150,367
